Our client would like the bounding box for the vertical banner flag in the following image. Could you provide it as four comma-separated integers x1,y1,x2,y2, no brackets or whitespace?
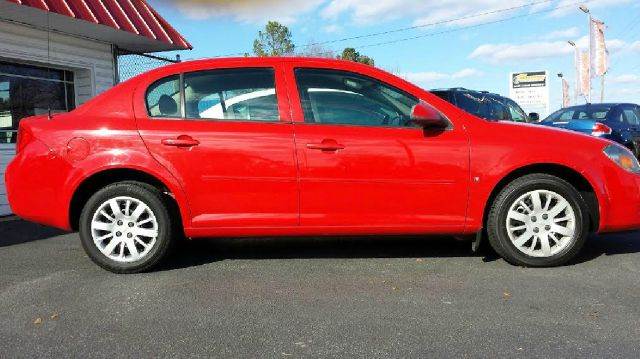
590,18,608,76
579,50,591,98
562,78,570,108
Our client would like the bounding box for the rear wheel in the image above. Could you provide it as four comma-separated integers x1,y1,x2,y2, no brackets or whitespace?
487,174,589,267
79,181,175,273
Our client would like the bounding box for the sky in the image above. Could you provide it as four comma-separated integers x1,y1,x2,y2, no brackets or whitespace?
150,0,640,113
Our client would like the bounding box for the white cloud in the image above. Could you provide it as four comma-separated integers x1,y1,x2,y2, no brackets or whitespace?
164,0,635,29
541,27,580,40
469,41,573,63
321,0,536,26
321,0,633,28
609,74,640,84
548,0,634,18
470,35,633,64
323,24,342,33
402,68,484,85
452,68,484,79
168,0,325,24
403,71,449,83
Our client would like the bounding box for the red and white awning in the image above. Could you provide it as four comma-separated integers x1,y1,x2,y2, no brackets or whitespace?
1,0,191,52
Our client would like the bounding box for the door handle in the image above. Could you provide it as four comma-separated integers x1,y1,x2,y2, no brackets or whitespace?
306,139,345,152
161,135,200,148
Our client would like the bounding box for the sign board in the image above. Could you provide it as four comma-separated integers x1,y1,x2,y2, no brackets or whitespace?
509,71,550,118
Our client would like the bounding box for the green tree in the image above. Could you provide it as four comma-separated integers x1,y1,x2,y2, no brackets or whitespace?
253,21,295,57
338,47,374,66
298,40,335,58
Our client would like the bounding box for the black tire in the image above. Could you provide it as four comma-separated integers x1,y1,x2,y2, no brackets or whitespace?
486,174,590,267
79,181,175,273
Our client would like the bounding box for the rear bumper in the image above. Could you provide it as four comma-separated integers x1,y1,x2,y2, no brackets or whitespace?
5,139,72,230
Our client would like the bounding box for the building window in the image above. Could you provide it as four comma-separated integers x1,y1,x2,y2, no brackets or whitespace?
0,61,75,144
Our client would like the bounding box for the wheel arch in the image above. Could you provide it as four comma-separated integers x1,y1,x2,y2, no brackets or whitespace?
68,168,187,232
483,163,600,233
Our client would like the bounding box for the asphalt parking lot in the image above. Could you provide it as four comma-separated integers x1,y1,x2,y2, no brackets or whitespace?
1,218,640,358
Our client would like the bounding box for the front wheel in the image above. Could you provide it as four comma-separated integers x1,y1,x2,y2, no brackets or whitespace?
79,181,175,273
486,174,590,267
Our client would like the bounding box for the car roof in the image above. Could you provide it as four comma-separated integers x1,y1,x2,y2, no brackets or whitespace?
430,87,506,99
560,103,637,111
144,56,375,75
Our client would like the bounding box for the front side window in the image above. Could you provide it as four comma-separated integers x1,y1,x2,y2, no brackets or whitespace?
486,97,510,121
622,107,640,126
545,109,575,122
184,68,279,121
295,68,418,127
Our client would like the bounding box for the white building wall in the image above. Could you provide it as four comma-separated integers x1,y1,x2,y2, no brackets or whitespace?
0,20,116,216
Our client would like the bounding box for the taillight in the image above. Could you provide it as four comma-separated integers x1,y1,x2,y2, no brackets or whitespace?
16,125,33,154
592,122,612,137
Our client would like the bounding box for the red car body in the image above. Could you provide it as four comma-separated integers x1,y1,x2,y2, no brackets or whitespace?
6,57,640,239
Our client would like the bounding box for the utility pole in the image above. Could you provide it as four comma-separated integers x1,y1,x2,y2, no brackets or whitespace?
558,73,565,108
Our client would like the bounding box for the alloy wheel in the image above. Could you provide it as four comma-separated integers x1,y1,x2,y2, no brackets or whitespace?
90,196,159,263
505,190,576,258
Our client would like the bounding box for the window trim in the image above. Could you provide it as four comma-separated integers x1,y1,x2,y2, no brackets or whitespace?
144,67,282,123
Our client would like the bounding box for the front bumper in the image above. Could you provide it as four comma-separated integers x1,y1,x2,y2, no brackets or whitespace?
598,165,640,233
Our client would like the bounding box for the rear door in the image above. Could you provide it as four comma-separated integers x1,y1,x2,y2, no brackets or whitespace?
135,65,299,230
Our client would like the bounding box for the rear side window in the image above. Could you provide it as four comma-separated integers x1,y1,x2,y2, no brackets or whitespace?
575,106,611,120
146,75,181,118
184,68,279,121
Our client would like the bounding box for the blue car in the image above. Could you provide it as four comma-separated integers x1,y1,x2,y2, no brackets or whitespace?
541,103,640,158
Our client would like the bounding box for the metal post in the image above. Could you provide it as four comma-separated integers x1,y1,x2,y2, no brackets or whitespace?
557,73,564,108
601,73,605,103
112,45,120,84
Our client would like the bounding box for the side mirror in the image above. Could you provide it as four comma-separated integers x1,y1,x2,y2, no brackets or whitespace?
528,112,540,122
410,102,449,129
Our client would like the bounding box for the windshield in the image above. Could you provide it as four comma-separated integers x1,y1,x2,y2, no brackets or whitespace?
544,106,613,122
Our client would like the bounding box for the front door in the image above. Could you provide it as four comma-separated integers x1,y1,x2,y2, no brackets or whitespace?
136,67,298,229
289,67,470,233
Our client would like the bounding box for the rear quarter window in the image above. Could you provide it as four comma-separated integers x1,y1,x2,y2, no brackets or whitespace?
146,75,181,118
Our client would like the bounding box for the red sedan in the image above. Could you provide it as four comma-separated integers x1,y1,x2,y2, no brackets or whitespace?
6,57,640,273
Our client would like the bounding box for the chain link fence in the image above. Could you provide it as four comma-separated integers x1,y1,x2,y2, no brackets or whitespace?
115,49,181,83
